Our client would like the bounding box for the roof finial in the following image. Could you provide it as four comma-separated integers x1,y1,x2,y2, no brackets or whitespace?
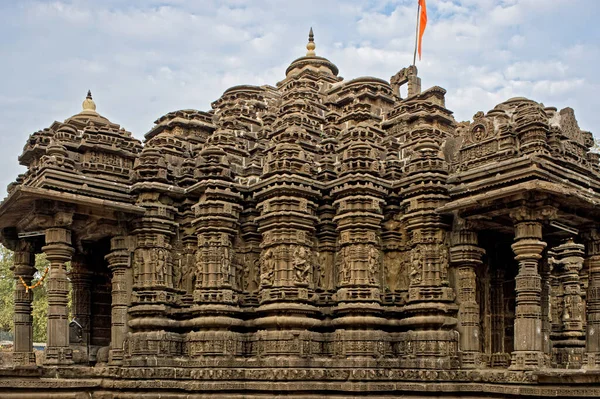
82,89,97,112
306,27,316,56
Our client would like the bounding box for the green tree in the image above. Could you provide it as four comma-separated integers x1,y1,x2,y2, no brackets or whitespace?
0,246,14,335
32,253,50,342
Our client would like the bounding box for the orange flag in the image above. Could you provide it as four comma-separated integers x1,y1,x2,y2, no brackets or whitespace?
418,0,427,60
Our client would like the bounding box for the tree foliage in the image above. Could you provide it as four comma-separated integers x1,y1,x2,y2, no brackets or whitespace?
0,246,14,335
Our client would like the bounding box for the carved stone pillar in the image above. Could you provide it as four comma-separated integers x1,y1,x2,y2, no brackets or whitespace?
584,230,600,368
43,227,75,365
398,138,457,369
450,228,485,368
12,240,36,366
490,268,509,367
330,129,389,361
105,235,132,365
509,207,552,370
550,239,585,368
540,256,553,359
69,255,92,346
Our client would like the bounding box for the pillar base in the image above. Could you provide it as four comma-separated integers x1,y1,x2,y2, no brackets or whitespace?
460,351,483,369
553,346,585,369
44,346,73,365
108,349,124,365
13,351,36,366
509,350,546,370
584,353,600,369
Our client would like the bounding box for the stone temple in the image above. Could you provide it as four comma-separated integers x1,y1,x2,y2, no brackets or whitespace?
1,30,600,398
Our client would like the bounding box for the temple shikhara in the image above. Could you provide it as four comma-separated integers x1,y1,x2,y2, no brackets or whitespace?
1,30,600,398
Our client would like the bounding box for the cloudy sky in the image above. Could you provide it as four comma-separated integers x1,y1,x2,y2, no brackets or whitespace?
0,0,598,193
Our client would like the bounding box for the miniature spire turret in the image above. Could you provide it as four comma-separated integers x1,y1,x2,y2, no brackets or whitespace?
306,27,316,56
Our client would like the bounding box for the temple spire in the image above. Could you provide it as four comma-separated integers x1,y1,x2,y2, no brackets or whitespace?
306,27,316,56
82,89,97,112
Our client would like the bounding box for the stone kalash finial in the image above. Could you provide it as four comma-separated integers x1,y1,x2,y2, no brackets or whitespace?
306,27,316,56
82,90,97,113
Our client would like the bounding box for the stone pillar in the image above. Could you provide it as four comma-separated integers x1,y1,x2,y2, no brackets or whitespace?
43,227,74,365
69,256,92,346
12,240,36,366
490,268,510,367
540,256,553,359
105,235,132,365
509,207,551,370
551,239,585,368
584,230,600,368
450,228,485,368
398,138,457,369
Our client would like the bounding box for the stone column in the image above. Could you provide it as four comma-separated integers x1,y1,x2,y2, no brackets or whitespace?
490,268,509,367
43,227,75,365
105,235,132,365
540,257,552,359
69,256,92,346
509,207,552,370
12,240,36,366
584,230,600,368
450,228,485,368
551,239,585,368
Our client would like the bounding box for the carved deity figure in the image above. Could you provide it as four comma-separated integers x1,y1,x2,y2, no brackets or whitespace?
409,246,423,285
221,247,232,285
234,253,244,290
182,251,196,293
439,245,449,282
293,246,311,284
156,249,166,284
133,250,143,284
195,250,204,287
367,246,379,285
260,249,275,287
173,257,182,289
249,257,260,292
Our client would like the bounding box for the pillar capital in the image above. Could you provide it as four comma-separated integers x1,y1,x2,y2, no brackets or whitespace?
12,240,36,278
509,205,558,224
450,229,485,267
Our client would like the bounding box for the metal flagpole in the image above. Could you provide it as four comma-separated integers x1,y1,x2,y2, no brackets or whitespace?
413,1,421,66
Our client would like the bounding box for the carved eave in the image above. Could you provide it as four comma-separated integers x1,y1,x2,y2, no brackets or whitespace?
384,100,455,128
329,173,390,198
23,166,132,202
147,110,216,141
252,176,323,202
446,155,600,203
0,185,144,231
439,159,600,233
130,181,186,199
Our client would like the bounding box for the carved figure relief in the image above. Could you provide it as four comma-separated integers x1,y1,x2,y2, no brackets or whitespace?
260,249,274,287
293,246,311,285
182,250,196,293
409,246,423,285
368,246,379,285
156,249,166,284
